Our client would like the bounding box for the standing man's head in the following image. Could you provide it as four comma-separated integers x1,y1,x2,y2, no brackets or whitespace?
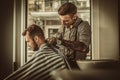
22,24,45,51
58,2,77,27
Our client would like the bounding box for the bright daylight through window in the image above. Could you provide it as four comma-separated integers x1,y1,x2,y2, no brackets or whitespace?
27,0,91,61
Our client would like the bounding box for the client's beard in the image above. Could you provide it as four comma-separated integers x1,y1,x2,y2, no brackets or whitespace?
33,39,39,51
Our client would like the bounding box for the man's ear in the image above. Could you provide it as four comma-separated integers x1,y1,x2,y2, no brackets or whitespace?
73,14,77,20
34,36,39,42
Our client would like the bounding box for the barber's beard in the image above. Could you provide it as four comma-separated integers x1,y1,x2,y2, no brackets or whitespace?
66,24,73,28
66,20,75,28
64,23,71,28
33,39,39,51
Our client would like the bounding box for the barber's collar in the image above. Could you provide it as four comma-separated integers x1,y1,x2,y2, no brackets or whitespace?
72,17,82,28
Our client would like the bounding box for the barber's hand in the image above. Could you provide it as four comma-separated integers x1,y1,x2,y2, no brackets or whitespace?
46,37,57,45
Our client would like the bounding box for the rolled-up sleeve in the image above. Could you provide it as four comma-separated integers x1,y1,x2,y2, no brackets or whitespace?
78,21,91,47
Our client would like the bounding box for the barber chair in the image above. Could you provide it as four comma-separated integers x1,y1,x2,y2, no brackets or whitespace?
51,59,120,80
51,69,120,80
76,59,120,70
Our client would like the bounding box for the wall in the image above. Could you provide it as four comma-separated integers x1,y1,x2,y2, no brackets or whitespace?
92,0,119,60
0,0,14,79
0,0,25,79
118,1,120,60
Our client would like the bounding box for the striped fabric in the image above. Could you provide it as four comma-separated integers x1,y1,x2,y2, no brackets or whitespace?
4,43,67,80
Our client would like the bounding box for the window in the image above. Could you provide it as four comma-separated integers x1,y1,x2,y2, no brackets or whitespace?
27,0,91,61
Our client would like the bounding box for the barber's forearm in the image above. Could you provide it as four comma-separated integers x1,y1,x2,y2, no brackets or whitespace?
61,40,88,53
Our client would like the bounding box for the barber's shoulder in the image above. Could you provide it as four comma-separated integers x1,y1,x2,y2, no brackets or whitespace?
81,20,89,25
79,20,90,27
78,20,90,31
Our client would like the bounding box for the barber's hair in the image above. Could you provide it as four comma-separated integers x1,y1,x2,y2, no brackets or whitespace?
58,2,77,16
22,24,45,41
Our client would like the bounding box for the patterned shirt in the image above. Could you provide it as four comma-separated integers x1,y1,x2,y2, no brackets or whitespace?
4,43,67,80
56,17,91,60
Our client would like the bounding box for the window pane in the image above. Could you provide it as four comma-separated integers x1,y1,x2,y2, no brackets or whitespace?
27,0,91,61
46,20,61,25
